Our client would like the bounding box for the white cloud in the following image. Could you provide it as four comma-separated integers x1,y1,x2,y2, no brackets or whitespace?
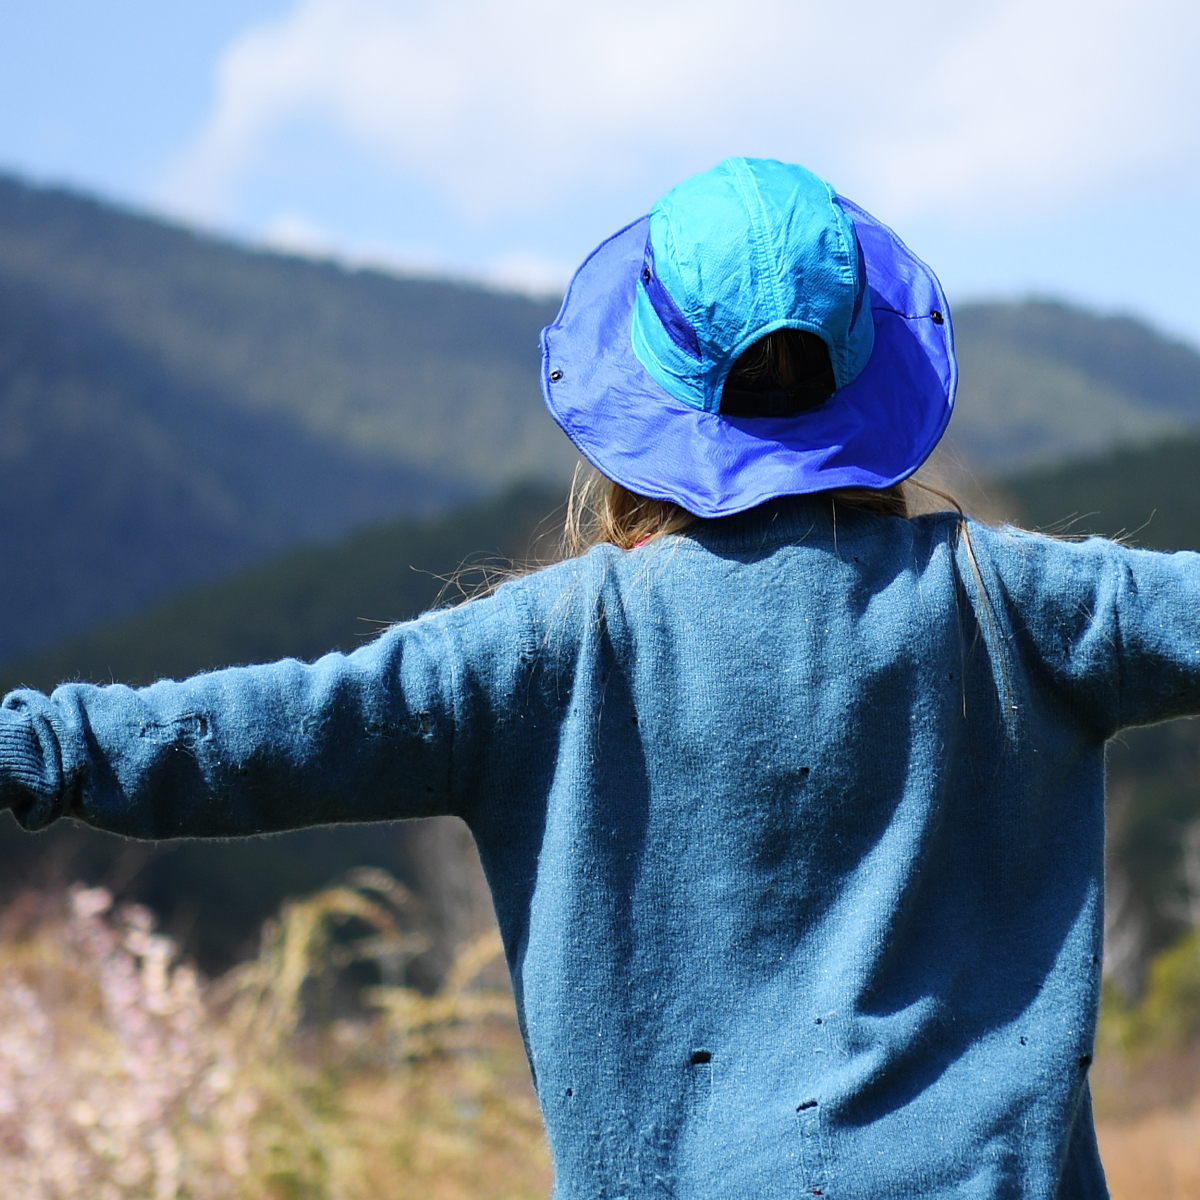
260,211,340,258
856,0,1200,216
480,251,570,298
256,208,571,295
160,0,1200,235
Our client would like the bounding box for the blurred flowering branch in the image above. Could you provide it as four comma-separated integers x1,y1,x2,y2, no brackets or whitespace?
0,873,547,1200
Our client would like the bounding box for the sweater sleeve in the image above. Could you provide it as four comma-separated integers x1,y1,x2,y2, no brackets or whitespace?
980,527,1200,735
0,582,538,838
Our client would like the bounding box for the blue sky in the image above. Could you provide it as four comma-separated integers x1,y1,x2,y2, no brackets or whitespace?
3,1,1199,347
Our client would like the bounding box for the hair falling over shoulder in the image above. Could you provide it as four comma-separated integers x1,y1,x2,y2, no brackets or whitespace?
562,467,697,555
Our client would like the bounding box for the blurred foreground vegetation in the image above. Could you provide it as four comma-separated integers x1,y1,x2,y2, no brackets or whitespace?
1092,928,1200,1200
3,872,1200,1198
0,876,549,1200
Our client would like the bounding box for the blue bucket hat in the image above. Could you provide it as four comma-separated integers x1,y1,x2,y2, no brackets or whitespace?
540,157,956,518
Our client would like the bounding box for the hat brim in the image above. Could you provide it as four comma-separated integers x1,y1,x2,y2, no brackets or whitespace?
540,196,957,518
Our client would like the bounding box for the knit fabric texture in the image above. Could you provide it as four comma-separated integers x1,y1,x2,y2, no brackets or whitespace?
6,497,1200,1198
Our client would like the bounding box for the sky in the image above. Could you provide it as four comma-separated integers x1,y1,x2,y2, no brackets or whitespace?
2,0,1199,346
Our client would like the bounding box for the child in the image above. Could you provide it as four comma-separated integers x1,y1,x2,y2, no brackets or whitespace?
2,157,1195,1199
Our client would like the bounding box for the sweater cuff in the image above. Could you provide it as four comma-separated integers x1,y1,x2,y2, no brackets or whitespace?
0,706,60,829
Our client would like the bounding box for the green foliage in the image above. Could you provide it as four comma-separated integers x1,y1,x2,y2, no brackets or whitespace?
0,174,570,487
0,173,575,664
1100,930,1200,1055
1005,433,1200,549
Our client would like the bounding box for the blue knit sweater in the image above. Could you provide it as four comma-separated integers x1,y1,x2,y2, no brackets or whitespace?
5,498,1200,1198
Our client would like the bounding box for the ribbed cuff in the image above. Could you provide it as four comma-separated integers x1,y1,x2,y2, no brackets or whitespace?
0,707,57,828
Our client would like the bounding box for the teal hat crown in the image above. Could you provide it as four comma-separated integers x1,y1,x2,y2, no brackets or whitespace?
630,157,875,414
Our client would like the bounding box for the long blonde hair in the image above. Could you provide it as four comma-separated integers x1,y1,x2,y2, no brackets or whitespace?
562,467,915,556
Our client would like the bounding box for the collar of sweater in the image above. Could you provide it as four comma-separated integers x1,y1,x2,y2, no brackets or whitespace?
678,493,949,555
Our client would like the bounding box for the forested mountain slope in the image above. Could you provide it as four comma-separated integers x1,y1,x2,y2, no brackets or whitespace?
5,173,1200,667
949,302,1200,472
0,175,567,663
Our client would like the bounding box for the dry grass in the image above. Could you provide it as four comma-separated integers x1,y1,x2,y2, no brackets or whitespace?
1098,1097,1200,1200
2,874,1199,1199
1096,1046,1200,1200
1093,931,1200,1200
1095,1047,1200,1200
341,1033,549,1200
0,876,550,1200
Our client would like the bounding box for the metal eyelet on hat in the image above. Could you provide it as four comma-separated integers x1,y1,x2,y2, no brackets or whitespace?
549,369,563,381
930,310,944,325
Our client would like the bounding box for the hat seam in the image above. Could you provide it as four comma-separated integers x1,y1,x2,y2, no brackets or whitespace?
659,213,712,373
726,159,786,326
630,301,706,412
736,159,787,320
824,186,859,388
638,227,703,363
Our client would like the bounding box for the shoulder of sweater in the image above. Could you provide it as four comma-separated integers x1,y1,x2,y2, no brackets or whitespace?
963,518,1156,570
393,551,617,651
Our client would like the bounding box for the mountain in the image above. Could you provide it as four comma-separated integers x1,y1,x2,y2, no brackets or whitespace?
0,483,564,695
0,173,571,665
6,175,1200,671
7,174,1200,989
1002,432,1200,548
946,302,1200,472
0,484,564,977
0,264,472,665
0,174,569,486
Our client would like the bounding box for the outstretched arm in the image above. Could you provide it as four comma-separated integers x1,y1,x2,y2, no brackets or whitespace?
0,608,470,839
974,524,1200,735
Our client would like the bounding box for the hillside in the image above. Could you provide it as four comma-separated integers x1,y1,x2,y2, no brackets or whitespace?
7,174,1200,989
949,302,1200,472
1003,432,1200,547
0,173,570,664
0,174,568,486
0,483,564,695
0,264,471,665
